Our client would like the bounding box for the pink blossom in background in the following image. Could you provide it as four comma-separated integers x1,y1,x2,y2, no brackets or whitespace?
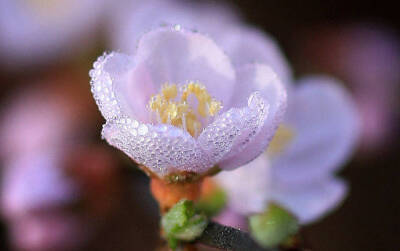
0,87,88,251
216,76,360,225
0,0,109,68
271,77,360,185
0,88,75,156
0,81,120,251
300,24,400,153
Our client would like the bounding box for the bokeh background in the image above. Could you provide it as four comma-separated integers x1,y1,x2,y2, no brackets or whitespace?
0,0,399,250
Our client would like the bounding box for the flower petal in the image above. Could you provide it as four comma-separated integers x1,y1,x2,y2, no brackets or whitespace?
217,25,293,86
272,77,360,184
101,117,213,177
127,27,236,109
272,177,347,224
90,52,136,120
215,153,271,216
198,92,269,165
216,153,347,224
110,0,195,53
111,0,240,55
218,64,287,170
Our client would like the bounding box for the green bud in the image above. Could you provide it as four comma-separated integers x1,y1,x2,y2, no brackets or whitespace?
249,202,299,248
162,199,208,250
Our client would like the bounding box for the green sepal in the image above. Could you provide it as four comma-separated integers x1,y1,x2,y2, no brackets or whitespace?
249,202,299,248
162,199,208,250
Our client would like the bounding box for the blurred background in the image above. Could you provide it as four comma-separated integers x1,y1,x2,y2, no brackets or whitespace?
0,0,399,250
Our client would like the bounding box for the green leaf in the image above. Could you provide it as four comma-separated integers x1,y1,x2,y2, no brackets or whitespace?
162,199,208,250
249,203,299,248
196,187,227,217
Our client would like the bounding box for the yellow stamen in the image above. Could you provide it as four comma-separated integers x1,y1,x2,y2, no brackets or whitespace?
148,82,222,137
181,83,222,117
267,124,295,155
161,84,178,100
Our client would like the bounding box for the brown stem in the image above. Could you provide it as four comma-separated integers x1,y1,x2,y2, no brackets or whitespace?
196,221,273,251
150,177,203,213
196,221,311,251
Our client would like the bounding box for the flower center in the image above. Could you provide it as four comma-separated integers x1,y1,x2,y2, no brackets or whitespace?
267,124,295,155
148,82,222,137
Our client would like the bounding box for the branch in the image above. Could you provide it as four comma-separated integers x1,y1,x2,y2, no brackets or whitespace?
195,221,279,251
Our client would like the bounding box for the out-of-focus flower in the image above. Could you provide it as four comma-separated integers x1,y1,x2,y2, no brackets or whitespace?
109,0,240,51
299,23,400,153
214,208,248,230
2,151,78,217
110,0,293,86
0,85,87,251
0,0,108,68
0,78,121,251
90,27,287,179
216,77,360,225
1,152,84,251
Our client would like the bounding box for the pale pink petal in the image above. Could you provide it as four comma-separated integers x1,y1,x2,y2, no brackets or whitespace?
198,92,269,165
272,177,347,224
272,77,360,184
216,153,347,224
181,0,240,38
110,0,196,53
90,52,135,120
128,27,236,109
110,0,240,54
93,26,235,123
101,116,213,177
217,25,293,86
215,154,271,216
218,64,287,170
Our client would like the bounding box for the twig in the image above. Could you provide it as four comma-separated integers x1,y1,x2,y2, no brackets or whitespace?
195,221,279,251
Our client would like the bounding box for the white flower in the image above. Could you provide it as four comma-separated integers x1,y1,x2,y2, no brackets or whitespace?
90,27,287,179
216,77,360,224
